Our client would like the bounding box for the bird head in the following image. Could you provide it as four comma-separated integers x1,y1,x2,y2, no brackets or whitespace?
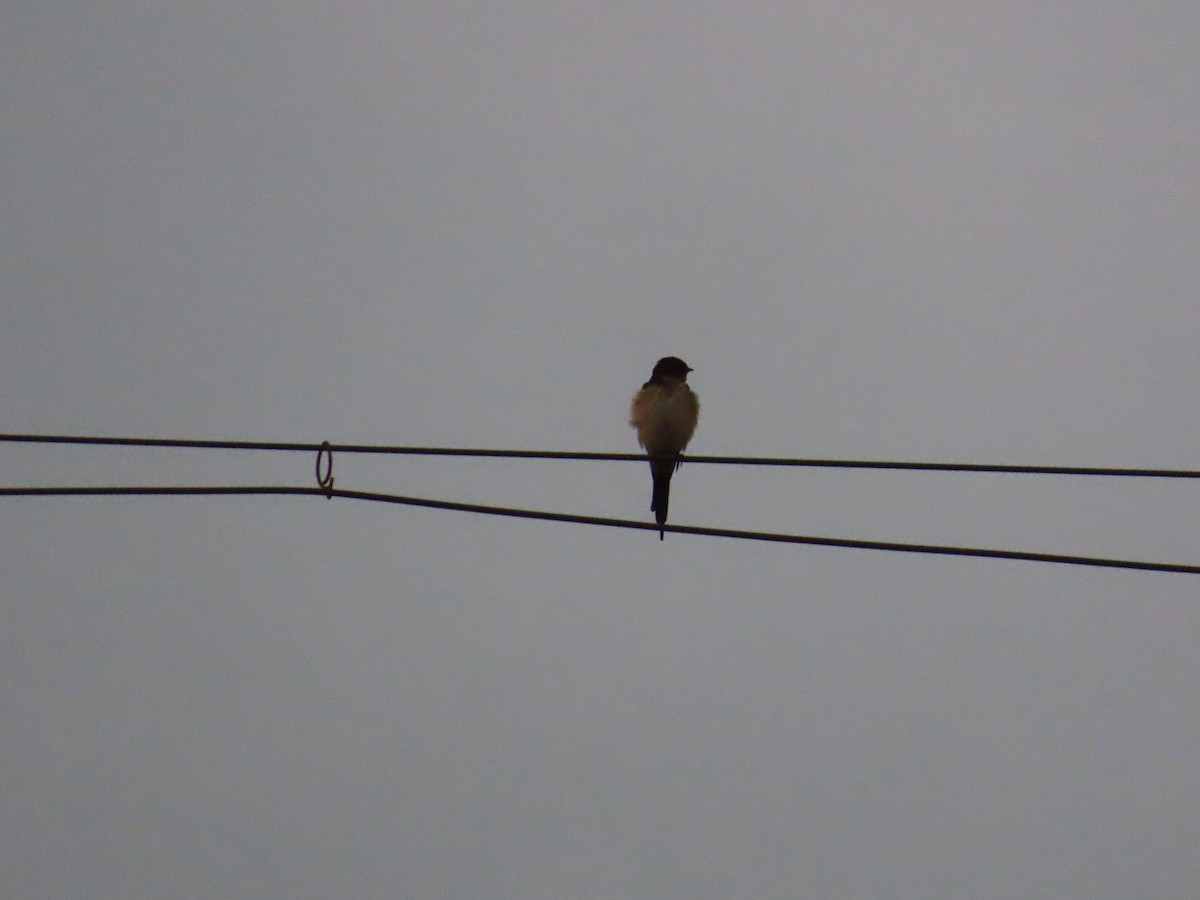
650,356,693,383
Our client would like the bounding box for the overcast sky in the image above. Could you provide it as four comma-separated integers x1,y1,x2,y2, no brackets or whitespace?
3,4,1199,898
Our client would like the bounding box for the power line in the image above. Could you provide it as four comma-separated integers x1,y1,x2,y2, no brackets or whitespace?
2,432,1198,479
2,483,1197,574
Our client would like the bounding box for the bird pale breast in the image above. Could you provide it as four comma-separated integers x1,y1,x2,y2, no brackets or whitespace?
630,384,699,455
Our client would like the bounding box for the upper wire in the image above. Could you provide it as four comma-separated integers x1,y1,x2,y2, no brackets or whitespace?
1,433,1197,479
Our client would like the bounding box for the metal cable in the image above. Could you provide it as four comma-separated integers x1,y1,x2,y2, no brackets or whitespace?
2,433,1197,479
2,484,1196,574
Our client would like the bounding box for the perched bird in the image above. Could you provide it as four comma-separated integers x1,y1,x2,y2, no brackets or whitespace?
629,356,700,539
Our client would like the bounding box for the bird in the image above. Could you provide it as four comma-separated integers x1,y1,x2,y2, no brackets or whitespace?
629,356,700,539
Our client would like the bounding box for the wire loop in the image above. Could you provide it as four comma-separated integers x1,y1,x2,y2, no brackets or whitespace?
315,441,334,497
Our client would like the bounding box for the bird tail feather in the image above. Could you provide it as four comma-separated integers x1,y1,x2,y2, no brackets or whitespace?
650,458,675,541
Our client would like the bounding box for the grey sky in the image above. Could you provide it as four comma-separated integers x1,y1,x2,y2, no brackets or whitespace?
3,4,1199,898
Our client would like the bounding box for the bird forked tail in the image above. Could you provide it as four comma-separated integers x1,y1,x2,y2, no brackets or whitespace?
650,457,676,541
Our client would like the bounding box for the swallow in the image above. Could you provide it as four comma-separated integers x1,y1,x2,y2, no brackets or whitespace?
629,356,700,539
